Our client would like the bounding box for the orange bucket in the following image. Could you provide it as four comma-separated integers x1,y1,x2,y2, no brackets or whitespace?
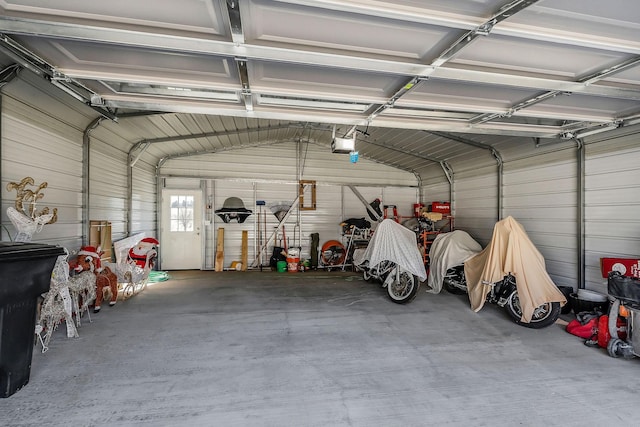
287,248,300,273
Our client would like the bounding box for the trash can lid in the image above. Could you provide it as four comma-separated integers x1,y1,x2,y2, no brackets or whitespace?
0,242,66,261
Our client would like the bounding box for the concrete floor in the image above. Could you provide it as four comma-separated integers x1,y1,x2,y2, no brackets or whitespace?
1,270,639,426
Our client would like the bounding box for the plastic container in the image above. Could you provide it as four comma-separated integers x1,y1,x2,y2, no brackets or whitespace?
577,289,608,302
276,260,287,273
287,248,300,273
569,292,609,315
0,242,66,398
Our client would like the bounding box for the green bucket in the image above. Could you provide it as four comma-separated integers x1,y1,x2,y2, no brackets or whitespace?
276,260,287,273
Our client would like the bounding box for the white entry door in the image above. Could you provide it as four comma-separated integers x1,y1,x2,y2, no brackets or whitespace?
161,189,203,270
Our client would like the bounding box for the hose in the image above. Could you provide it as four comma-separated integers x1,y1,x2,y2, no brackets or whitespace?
148,271,170,283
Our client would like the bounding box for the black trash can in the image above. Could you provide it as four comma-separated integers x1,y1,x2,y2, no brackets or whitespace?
0,242,65,398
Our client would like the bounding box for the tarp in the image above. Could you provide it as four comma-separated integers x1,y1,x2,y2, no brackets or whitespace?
357,219,427,282
427,230,482,294
464,216,567,323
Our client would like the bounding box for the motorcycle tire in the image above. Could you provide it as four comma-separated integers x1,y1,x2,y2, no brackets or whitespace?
386,269,420,304
504,289,561,329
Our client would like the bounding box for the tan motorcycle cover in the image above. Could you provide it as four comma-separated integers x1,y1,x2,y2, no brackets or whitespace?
464,216,566,323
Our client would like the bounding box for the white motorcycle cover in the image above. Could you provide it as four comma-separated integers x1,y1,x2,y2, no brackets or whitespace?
357,219,427,282
464,216,567,323
426,230,482,294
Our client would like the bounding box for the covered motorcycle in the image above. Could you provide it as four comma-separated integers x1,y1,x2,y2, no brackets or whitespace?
427,230,482,294
356,219,427,303
464,216,567,325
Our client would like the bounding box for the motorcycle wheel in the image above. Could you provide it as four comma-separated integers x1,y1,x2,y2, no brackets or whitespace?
504,290,561,329
386,269,420,304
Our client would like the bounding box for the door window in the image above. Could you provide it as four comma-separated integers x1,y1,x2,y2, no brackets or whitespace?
170,195,194,232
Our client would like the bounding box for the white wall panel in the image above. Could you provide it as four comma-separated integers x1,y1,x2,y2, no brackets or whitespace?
210,180,256,270
422,130,640,296
160,140,419,269
130,166,157,239
584,130,640,294
1,95,84,249
422,181,450,207
502,150,578,288
343,186,382,224
1,74,136,256
451,165,499,245
162,176,419,270
88,133,133,243
161,141,418,186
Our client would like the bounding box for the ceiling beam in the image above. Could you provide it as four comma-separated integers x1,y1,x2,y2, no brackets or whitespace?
2,16,638,101
225,0,244,45
101,96,565,137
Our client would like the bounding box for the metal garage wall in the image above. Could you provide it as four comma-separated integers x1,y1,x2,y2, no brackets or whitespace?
425,129,640,294
421,181,450,208
451,164,499,245
129,164,157,239
161,141,417,186
502,149,578,288
1,78,85,249
441,145,580,289
161,142,419,269
163,178,420,270
1,72,136,257
584,127,640,294
89,124,157,242
87,134,128,241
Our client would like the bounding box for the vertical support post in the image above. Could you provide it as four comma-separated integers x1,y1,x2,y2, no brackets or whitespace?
577,139,585,289
82,117,103,244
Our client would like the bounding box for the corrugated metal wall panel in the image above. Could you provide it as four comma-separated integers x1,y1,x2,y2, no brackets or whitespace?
210,180,256,270
303,184,344,259
1,95,84,249
89,121,157,240
445,149,497,175
342,185,418,225
161,141,418,186
161,140,419,269
383,187,418,220
451,165,499,244
422,182,450,206
162,176,419,270
130,167,157,239
164,178,202,189
584,130,640,294
88,132,129,242
209,180,347,269
502,150,578,288
2,74,135,254
343,186,381,222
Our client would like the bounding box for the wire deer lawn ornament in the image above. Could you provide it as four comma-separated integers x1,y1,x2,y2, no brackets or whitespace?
6,177,58,242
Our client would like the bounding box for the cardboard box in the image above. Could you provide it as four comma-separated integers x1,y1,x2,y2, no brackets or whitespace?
600,257,640,278
431,202,451,214
90,220,112,262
